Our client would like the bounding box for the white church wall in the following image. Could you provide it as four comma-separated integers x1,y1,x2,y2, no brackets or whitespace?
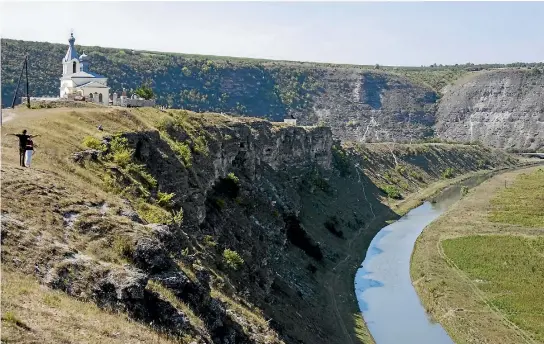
81,86,110,104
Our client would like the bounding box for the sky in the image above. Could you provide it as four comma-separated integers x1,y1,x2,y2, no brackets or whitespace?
1,1,543,67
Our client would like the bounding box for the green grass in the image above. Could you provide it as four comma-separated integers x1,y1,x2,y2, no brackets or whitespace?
82,136,104,150
381,185,402,199
489,168,544,227
442,235,544,342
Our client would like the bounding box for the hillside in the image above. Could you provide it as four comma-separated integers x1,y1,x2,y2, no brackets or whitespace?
2,38,544,150
1,105,524,344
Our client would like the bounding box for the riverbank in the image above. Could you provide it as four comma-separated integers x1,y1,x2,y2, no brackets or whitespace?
338,166,529,344
410,165,544,343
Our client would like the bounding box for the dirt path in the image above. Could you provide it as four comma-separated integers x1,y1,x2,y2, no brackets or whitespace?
1,108,17,125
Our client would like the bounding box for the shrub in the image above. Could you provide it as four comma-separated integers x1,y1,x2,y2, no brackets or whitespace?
134,82,154,100
226,172,240,185
461,186,469,197
223,249,244,270
172,141,192,167
382,185,402,199
409,169,424,181
172,208,184,225
203,235,217,247
193,135,209,156
136,201,173,224
157,191,175,208
112,150,132,168
108,136,133,168
82,136,103,150
442,167,455,179
113,235,134,260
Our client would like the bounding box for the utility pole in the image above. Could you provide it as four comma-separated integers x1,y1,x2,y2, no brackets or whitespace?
10,55,30,109
25,55,30,108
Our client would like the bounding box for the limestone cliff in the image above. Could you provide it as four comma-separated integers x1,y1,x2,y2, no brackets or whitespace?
435,69,544,150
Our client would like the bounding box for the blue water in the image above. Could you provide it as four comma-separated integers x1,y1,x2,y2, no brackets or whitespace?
355,201,455,344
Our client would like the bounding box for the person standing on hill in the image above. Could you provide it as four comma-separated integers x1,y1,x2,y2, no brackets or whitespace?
24,137,35,167
6,130,40,167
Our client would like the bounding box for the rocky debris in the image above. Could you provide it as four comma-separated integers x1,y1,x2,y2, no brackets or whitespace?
132,237,174,273
43,255,147,304
92,265,148,309
62,211,79,228
120,208,143,223
147,223,173,241
71,149,103,163
43,255,194,335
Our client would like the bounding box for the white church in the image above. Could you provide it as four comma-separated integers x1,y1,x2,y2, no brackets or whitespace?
59,32,110,104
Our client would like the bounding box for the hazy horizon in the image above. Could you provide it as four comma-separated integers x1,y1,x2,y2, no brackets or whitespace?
1,1,543,67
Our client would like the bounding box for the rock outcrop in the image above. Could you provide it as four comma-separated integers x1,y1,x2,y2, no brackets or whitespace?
436,69,544,150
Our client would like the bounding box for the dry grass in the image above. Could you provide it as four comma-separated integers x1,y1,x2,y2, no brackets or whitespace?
1,269,181,344
411,165,544,344
0,106,285,344
489,168,544,227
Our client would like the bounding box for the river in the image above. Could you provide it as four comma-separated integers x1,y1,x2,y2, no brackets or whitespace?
354,175,489,344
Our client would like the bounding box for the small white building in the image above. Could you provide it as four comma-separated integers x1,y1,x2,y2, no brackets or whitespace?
59,32,110,104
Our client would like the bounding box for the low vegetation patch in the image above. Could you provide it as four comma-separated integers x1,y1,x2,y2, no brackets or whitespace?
441,167,455,179
82,136,104,150
489,168,544,227
442,235,544,342
223,249,244,270
381,185,402,200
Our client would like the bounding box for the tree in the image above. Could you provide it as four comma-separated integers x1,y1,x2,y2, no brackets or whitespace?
134,82,154,100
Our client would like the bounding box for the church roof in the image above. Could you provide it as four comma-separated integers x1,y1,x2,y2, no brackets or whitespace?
63,33,79,62
75,81,110,89
60,71,107,80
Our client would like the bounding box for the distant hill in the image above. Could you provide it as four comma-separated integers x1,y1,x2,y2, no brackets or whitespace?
2,38,543,149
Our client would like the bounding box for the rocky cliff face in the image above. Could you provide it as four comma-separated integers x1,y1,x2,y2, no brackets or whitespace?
436,69,544,150
293,69,437,143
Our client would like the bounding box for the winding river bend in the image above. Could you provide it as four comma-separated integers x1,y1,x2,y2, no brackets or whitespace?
355,175,489,344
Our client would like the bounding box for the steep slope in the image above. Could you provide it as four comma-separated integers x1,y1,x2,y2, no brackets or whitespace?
1,105,524,344
436,69,544,151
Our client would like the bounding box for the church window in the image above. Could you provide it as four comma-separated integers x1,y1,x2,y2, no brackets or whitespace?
99,93,103,103
73,61,76,73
